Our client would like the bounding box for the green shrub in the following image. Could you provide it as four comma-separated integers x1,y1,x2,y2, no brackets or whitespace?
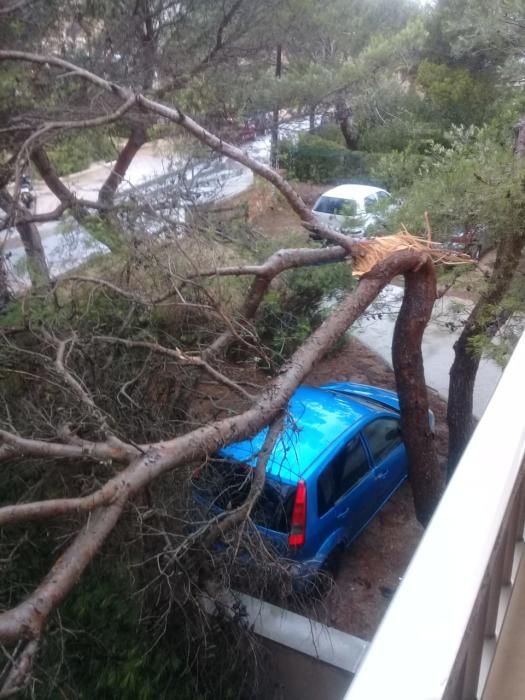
313,122,346,145
47,129,117,176
416,60,495,126
256,260,355,368
279,134,374,184
370,148,430,191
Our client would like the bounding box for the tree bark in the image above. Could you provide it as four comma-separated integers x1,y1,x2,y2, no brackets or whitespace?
335,98,358,150
309,105,316,133
0,249,10,308
447,231,524,474
447,113,525,476
392,257,441,524
31,147,79,209
135,0,156,90
0,189,51,289
32,141,144,254
15,219,51,289
269,44,282,169
98,124,147,207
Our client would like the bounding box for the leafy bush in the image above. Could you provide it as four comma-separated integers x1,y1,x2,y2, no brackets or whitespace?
279,134,374,183
313,122,346,145
358,117,442,156
416,60,495,126
370,147,430,191
256,259,355,368
47,129,117,176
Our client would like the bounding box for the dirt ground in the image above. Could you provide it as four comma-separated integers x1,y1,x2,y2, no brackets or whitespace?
303,337,448,639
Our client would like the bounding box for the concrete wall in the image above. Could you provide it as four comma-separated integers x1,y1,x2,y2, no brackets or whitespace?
264,639,352,700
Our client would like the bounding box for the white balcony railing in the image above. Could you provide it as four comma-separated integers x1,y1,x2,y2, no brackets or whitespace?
345,331,525,700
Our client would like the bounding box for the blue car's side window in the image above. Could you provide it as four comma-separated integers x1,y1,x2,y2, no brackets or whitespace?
317,437,370,517
362,418,402,465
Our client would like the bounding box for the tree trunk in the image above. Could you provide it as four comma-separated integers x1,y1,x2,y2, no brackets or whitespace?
392,257,441,525
16,219,51,289
0,250,10,309
0,189,51,290
335,98,358,150
447,113,525,476
33,141,145,254
309,106,316,133
447,231,524,474
31,147,78,209
269,44,282,169
136,0,156,90
98,124,147,207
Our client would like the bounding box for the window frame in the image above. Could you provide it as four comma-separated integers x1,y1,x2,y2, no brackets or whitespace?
317,434,371,517
361,417,403,466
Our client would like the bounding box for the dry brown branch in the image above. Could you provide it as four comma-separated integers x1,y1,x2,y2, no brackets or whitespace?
46,335,130,450
62,276,219,314
0,196,117,232
0,429,137,463
0,639,38,698
93,335,254,400
201,246,348,359
161,413,285,566
424,211,432,242
204,412,285,543
192,246,348,279
0,500,126,645
63,276,148,304
0,484,119,526
53,336,109,426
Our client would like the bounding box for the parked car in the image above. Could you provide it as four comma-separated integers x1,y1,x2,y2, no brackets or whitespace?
220,118,256,144
20,174,36,212
446,225,492,260
312,184,392,238
193,382,434,582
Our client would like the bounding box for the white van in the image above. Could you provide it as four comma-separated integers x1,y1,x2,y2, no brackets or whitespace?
312,184,391,237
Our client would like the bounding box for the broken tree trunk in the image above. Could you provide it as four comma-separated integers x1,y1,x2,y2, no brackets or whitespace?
392,256,442,525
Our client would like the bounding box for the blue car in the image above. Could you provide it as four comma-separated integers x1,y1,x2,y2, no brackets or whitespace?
193,382,429,579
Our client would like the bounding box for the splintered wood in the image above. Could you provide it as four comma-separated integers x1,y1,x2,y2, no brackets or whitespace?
350,231,473,277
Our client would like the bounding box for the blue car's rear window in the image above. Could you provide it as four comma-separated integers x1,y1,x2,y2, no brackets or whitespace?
193,459,296,533
327,390,398,413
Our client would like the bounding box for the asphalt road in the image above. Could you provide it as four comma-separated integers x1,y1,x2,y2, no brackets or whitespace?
350,285,502,417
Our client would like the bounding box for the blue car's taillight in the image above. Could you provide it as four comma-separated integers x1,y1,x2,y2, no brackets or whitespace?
288,479,307,549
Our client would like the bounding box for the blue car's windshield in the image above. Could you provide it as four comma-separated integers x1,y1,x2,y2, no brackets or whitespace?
193,459,296,533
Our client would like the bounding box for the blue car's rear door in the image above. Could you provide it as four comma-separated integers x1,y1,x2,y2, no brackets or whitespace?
361,416,407,504
316,435,377,546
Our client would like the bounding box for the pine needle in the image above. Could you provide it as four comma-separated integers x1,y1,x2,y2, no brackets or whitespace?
351,231,473,277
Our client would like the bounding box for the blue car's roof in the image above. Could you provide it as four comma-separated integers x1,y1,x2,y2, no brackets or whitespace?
218,384,397,485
